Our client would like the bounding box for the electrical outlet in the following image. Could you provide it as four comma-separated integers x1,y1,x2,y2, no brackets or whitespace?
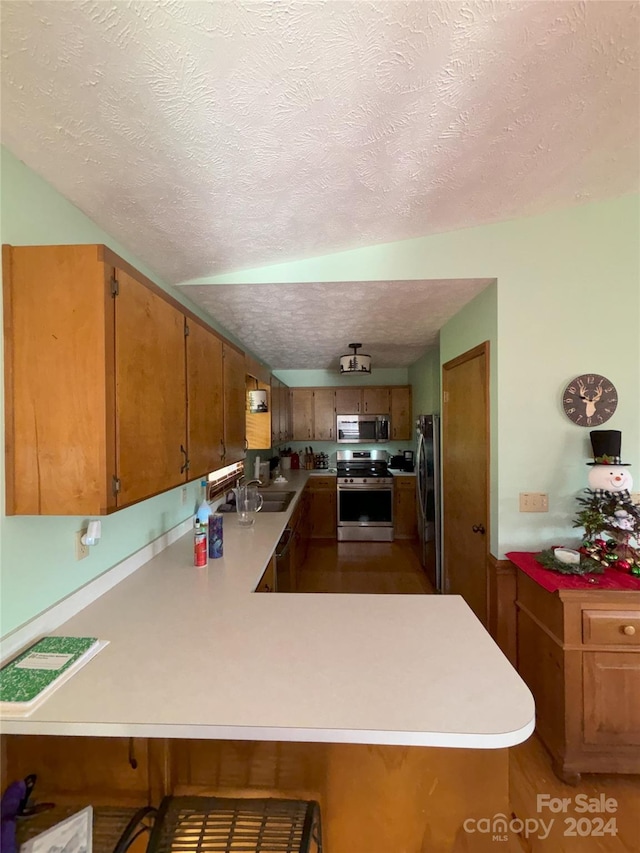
519,492,549,513
75,530,89,561
181,486,188,505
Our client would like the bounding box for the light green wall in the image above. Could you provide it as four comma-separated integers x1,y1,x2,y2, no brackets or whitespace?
408,347,440,417
273,368,409,387
439,283,499,551
203,195,640,557
0,148,243,636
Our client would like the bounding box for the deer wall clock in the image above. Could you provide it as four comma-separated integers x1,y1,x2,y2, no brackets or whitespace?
562,374,618,427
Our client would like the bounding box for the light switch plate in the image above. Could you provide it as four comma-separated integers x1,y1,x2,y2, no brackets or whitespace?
519,492,549,512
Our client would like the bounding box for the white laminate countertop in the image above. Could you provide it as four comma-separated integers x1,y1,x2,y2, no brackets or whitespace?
1,472,534,748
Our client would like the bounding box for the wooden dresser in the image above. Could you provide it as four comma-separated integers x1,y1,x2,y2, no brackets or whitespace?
510,553,640,784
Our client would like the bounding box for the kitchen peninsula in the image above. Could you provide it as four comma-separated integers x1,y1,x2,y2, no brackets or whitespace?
2,472,534,851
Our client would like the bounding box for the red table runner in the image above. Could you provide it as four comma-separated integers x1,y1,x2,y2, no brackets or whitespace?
506,551,640,593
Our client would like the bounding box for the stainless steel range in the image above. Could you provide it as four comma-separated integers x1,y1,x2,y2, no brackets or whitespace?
336,450,394,542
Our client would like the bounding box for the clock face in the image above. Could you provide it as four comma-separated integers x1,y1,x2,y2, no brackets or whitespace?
562,374,618,427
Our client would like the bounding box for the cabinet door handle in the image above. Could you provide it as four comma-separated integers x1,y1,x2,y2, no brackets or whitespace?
180,444,189,474
623,625,636,636
220,440,226,459
472,524,486,534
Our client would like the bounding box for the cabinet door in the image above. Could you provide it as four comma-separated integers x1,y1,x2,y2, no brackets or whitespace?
362,388,390,414
115,268,187,506
270,378,281,445
583,652,640,745
246,378,271,450
187,321,224,476
223,344,246,464
309,478,337,538
393,477,417,539
255,556,277,593
291,388,314,440
4,244,113,515
279,380,290,442
313,389,336,440
391,387,412,440
335,387,362,413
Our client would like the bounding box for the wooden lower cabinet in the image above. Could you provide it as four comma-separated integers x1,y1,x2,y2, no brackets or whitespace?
306,477,337,539
515,569,640,782
393,476,417,539
3,734,511,853
255,555,276,593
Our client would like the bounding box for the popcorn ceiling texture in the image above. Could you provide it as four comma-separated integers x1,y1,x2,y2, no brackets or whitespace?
1,0,638,288
185,279,493,369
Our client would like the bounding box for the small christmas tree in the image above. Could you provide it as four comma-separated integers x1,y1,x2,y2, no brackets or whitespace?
573,489,640,571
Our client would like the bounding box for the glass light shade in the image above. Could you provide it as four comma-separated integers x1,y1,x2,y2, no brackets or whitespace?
339,344,372,374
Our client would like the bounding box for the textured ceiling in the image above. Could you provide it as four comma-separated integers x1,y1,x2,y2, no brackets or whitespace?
185,278,493,368
1,1,638,368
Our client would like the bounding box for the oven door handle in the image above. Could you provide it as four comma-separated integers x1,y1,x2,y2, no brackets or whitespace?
337,485,394,491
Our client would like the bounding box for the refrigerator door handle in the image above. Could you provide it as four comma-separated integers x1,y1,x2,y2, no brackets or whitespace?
416,431,426,518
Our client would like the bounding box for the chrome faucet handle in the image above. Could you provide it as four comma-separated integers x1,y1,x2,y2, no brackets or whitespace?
244,478,263,487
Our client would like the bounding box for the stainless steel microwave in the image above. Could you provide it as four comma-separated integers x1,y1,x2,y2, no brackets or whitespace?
336,414,390,443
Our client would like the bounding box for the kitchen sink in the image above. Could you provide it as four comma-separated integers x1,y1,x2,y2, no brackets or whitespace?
257,490,296,512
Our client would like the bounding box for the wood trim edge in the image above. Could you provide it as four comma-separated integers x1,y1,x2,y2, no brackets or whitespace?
487,554,517,666
2,246,16,514
442,341,489,372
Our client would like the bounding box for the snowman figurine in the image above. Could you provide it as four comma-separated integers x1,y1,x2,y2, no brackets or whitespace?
587,430,633,499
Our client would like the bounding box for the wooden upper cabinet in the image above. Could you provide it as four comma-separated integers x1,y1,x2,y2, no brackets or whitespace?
313,389,336,440
246,375,271,451
4,244,115,514
291,388,314,441
390,387,412,440
115,268,187,507
270,377,281,446
335,387,362,414
222,344,246,464
278,380,290,443
362,387,390,414
335,387,392,414
187,320,224,476
4,243,242,515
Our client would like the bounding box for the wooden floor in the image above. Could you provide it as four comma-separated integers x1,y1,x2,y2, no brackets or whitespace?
297,539,640,852
296,538,434,594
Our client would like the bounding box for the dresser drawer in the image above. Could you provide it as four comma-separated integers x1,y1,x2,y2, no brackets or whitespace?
582,610,640,645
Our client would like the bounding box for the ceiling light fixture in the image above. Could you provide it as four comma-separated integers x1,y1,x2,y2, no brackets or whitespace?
339,343,372,375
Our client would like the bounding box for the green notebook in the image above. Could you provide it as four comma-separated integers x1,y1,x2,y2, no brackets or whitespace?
0,636,104,715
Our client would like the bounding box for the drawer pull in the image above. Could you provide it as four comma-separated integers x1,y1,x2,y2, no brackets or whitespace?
623,625,636,636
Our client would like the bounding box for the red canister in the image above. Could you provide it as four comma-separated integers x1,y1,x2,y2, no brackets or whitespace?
194,523,207,567
291,452,300,469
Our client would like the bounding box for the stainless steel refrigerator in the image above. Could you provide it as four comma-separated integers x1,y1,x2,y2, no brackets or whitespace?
416,414,442,591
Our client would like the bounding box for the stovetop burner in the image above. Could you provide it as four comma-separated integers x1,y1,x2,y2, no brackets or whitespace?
336,450,393,484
